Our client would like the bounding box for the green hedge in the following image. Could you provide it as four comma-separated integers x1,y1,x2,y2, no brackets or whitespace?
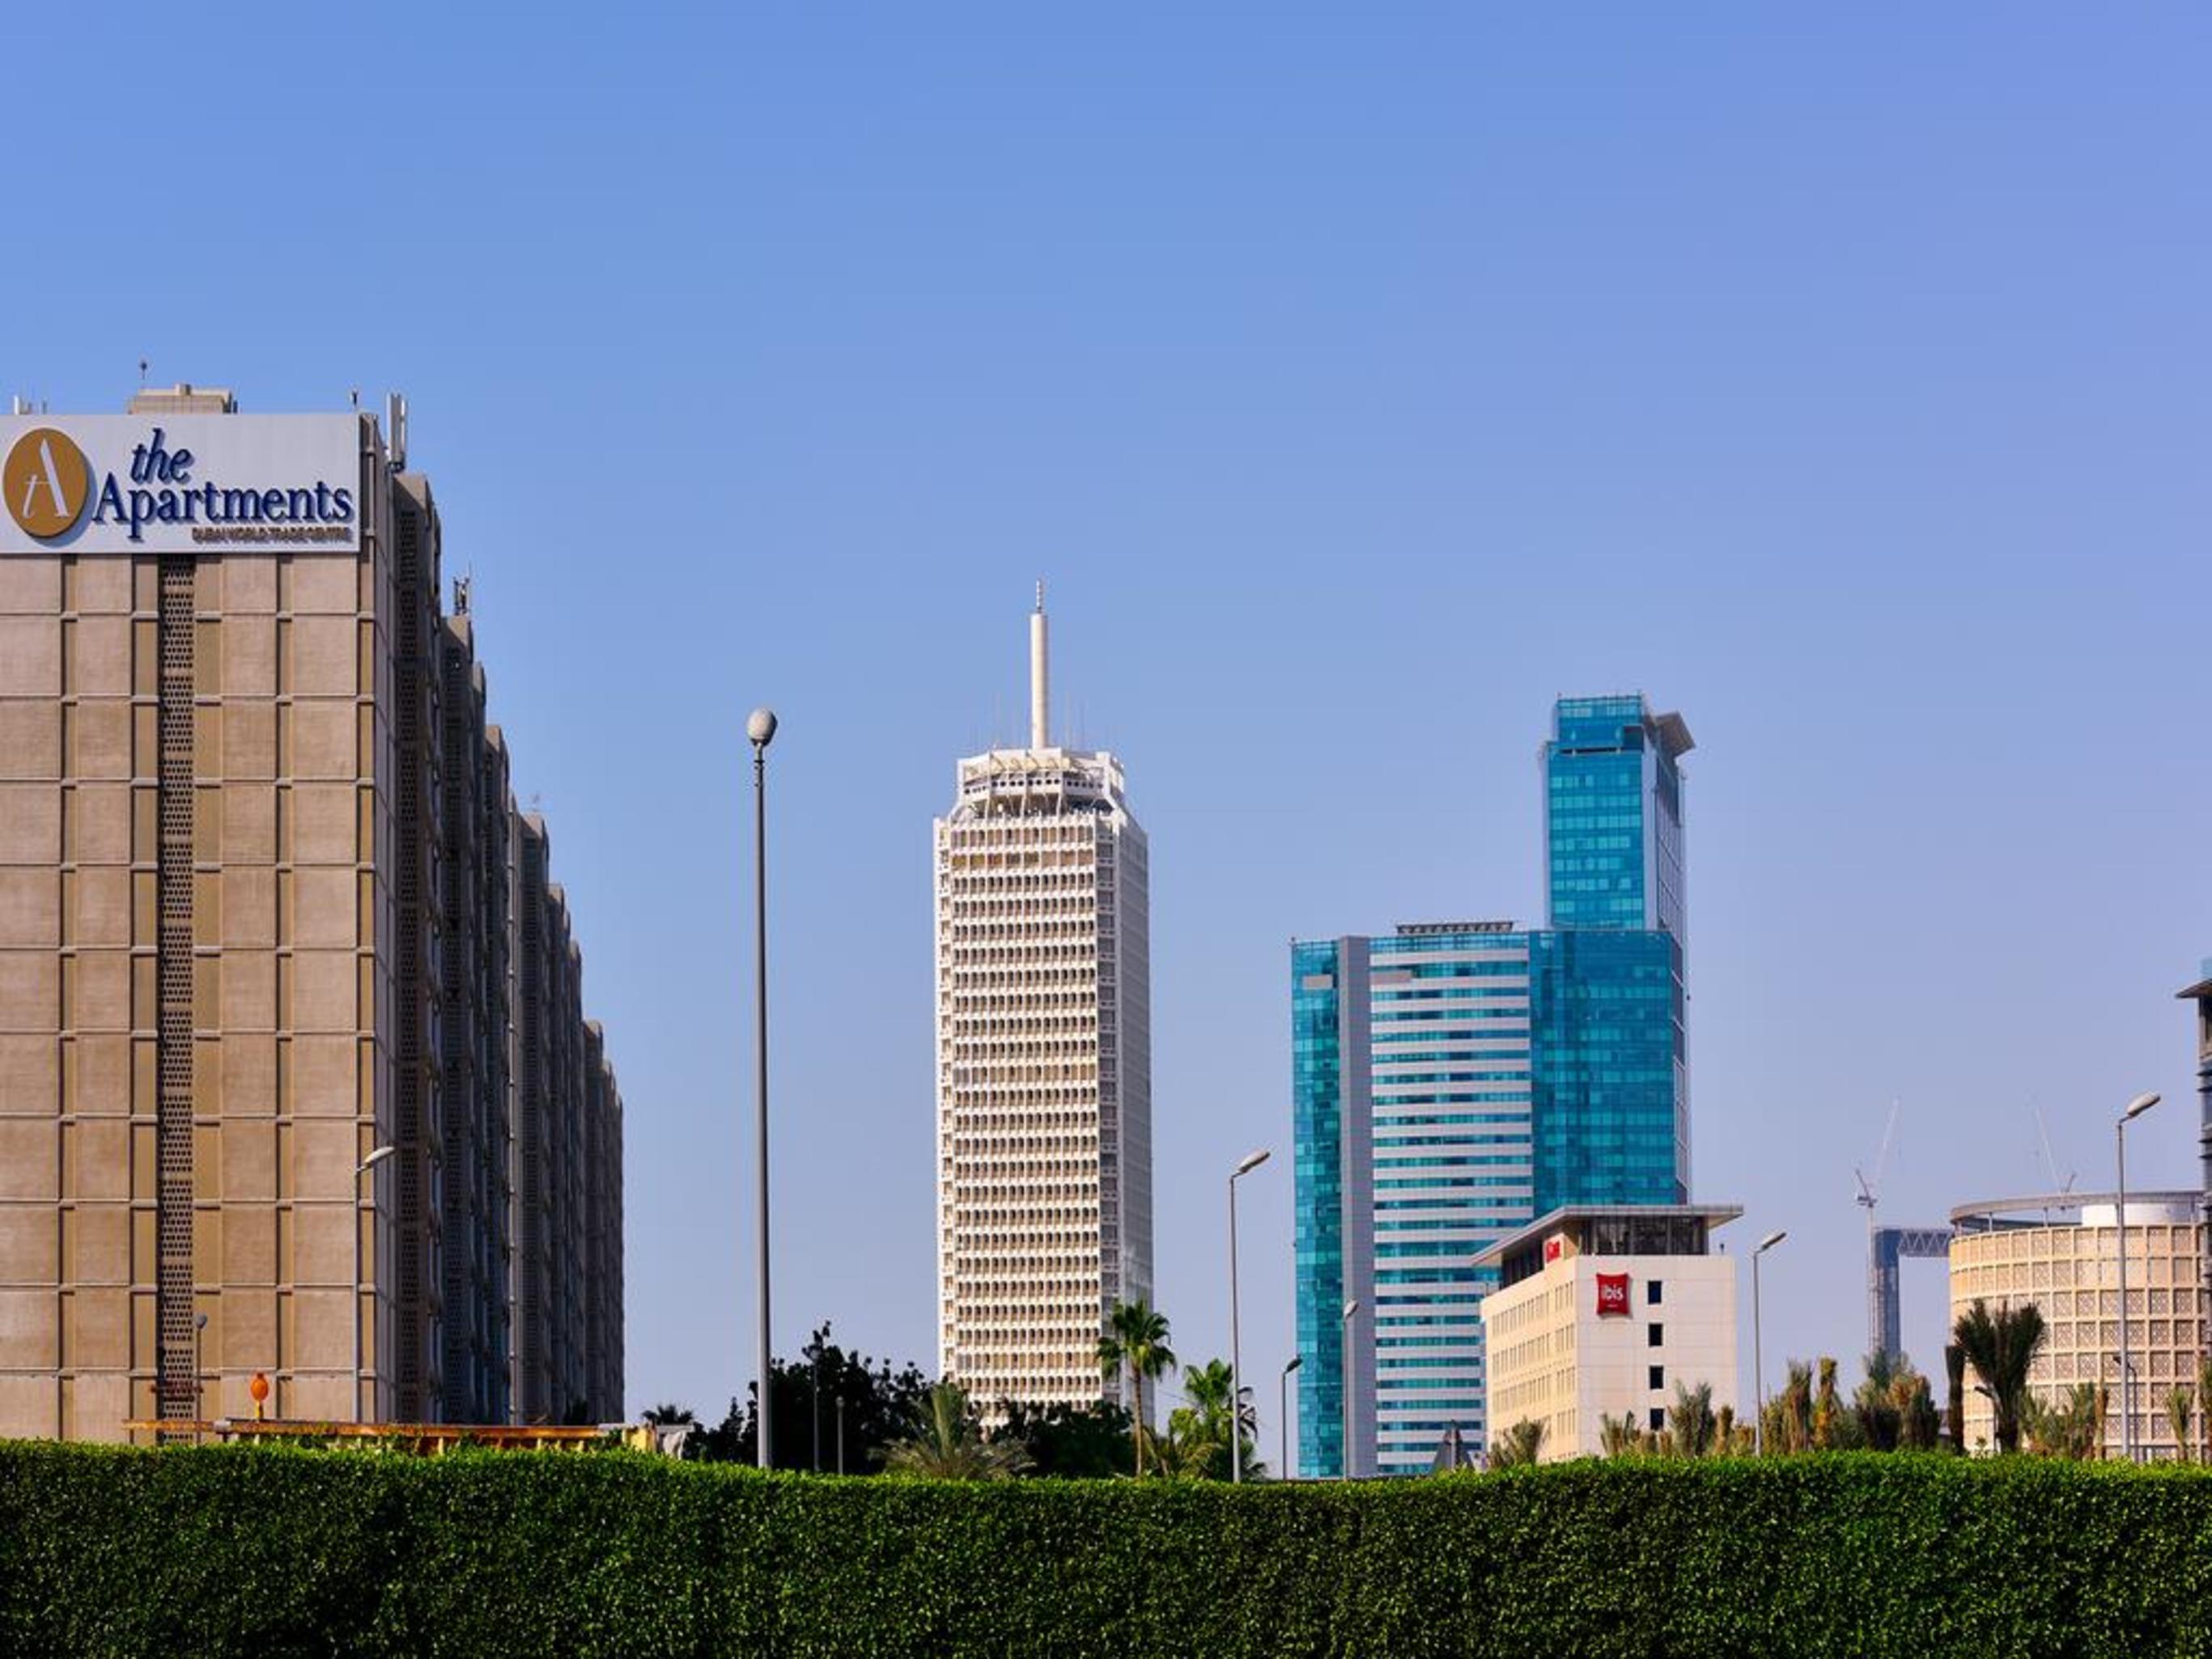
2,1446,2209,1657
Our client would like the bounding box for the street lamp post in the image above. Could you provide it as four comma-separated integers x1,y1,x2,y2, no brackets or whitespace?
836,1394,846,1476
353,1144,395,1424
193,1311,208,1442
2116,1092,2160,1462
1229,1148,1270,1482
1751,1230,1787,1456
1280,1355,1302,1481
1340,1299,1360,1480
813,1345,823,1473
748,707,779,1470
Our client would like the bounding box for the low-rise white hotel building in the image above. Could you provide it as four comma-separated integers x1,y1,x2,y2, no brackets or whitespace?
1478,1204,1741,1460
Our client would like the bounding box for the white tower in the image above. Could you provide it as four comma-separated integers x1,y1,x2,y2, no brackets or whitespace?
933,588,1153,1415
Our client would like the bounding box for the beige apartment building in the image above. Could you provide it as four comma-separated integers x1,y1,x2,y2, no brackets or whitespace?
0,386,622,1439
934,591,1153,1415
1479,1204,1741,1461
1950,1192,2204,1460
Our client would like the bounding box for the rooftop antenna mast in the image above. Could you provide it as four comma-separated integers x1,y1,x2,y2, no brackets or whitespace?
1030,580,1049,749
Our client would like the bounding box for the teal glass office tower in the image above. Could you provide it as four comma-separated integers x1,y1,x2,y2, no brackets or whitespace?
1539,695,1692,1207
1543,694,1691,937
1292,939,1368,1479
1295,927,1531,1478
1291,695,1692,1476
1529,930,1685,1208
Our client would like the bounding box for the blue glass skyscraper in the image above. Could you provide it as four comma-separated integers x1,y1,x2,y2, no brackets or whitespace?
1539,695,1692,1204
1543,694,1691,937
1290,694,1693,1475
1529,930,1685,1208
1295,926,1531,1478
1292,938,1369,1479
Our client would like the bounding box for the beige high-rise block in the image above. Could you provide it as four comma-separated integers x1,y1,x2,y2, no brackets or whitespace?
0,389,624,1440
933,592,1153,1418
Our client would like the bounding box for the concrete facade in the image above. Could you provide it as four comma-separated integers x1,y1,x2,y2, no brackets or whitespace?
0,388,622,1437
1479,1205,1741,1462
933,592,1153,1415
1950,1193,2206,1460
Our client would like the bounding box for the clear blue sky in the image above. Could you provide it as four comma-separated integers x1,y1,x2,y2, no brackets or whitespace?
13,5,2211,1448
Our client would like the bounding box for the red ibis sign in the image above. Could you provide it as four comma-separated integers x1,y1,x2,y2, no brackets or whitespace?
1596,1273,1631,1317
1543,1236,1564,1263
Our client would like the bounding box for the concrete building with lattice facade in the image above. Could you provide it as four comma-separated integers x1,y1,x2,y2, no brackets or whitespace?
1949,1193,2205,1460
0,386,622,1439
934,589,1152,1415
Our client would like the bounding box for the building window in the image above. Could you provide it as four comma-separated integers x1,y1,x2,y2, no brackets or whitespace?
1646,1279,1663,1306
1649,1365,1664,1390
1648,1322,1663,1347
1649,1407,1664,1432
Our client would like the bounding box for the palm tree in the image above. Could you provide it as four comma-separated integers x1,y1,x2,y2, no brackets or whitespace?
1489,1418,1545,1468
2200,1359,2212,1463
1951,1298,2047,1454
1598,1411,1643,1458
2069,1381,2104,1460
1944,1343,1967,1453
1165,1358,1245,1479
2165,1385,2194,1463
1811,1357,1845,1449
885,1381,1030,1479
1667,1381,1717,1457
1853,1351,1902,1451
1760,1360,1813,1453
1096,1300,1175,1477
1893,1364,1941,1451
2023,1381,2100,1460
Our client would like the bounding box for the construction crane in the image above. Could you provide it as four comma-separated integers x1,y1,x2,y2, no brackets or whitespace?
2033,1105,2078,1224
1859,1097,1955,1364
1857,1100,1901,1358
1854,1099,1901,1230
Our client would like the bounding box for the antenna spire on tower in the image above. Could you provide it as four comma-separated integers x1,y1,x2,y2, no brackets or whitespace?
1029,582,1050,749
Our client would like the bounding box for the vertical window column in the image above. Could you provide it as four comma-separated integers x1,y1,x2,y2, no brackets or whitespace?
154,558,196,1426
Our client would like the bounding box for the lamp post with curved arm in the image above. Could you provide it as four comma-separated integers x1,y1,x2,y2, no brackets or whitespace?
748,707,779,1469
1229,1148,1270,1482
354,1144,395,1423
1751,1229,1786,1455
2116,1092,2160,1461
1340,1298,1361,1479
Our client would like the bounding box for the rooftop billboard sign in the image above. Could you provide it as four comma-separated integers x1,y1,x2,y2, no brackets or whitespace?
0,414,362,555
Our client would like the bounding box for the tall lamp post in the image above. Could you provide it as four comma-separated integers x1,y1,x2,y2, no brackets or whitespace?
353,1144,395,1424
193,1311,208,1441
748,707,779,1470
1280,1354,1302,1481
1229,1148,1270,1482
1340,1298,1360,1480
2116,1091,2160,1462
1751,1229,1786,1455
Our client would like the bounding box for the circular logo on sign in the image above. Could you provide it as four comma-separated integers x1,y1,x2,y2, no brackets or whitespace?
4,427,91,539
